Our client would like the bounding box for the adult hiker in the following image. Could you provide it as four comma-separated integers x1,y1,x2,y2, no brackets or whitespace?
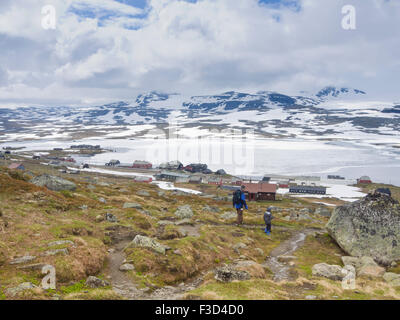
233,185,248,225
264,207,274,235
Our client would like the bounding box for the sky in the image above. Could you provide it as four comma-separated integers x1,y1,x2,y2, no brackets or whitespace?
0,0,399,106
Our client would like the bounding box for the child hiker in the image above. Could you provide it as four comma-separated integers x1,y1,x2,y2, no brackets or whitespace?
264,207,274,235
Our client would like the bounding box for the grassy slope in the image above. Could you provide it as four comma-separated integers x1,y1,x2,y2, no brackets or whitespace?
1,158,400,300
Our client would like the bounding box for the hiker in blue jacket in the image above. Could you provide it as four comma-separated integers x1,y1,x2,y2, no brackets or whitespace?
264,207,274,235
233,185,248,225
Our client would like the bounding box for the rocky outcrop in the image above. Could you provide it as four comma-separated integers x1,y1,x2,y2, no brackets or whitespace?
31,174,77,191
326,192,400,265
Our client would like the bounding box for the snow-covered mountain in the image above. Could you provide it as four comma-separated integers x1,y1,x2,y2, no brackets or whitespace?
0,87,399,144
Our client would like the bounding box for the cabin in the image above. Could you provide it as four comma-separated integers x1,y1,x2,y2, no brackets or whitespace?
289,185,327,195
132,160,152,169
208,177,223,186
328,175,345,180
242,183,277,201
357,176,372,184
106,160,120,167
134,176,153,183
189,176,203,184
155,171,190,182
159,161,183,170
8,163,25,171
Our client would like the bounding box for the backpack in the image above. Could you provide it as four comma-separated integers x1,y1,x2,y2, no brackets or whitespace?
233,190,242,205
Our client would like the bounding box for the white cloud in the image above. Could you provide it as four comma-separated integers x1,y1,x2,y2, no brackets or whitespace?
0,0,399,105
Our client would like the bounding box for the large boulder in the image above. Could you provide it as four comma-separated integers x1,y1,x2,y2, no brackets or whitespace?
31,174,77,192
326,192,400,266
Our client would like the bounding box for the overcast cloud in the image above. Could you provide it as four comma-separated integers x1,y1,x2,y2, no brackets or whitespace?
0,0,399,106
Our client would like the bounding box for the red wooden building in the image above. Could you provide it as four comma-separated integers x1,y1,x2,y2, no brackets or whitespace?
242,183,277,201
132,160,152,169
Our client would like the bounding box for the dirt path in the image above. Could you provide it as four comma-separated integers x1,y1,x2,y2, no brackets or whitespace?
106,240,205,300
106,223,322,299
262,228,321,282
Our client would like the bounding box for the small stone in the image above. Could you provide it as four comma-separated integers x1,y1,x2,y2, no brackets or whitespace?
305,295,317,300
105,213,118,223
85,276,110,288
123,202,142,209
48,240,75,247
119,264,135,272
137,190,150,197
98,197,107,204
9,256,36,265
42,248,69,256
5,282,37,297
95,215,104,222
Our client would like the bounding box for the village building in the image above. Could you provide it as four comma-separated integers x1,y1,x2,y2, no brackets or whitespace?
132,160,152,169
8,163,25,171
357,176,372,184
159,161,183,170
155,171,190,182
289,185,327,195
242,183,277,201
208,177,223,186
106,160,121,167
134,176,153,183
189,176,203,184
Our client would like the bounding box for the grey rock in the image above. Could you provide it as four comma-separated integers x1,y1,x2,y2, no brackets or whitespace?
42,248,69,256
31,174,77,191
10,255,36,265
214,266,251,282
326,192,400,266
174,205,194,219
48,240,75,247
105,213,118,223
123,202,142,209
98,197,107,204
383,272,400,286
119,264,135,272
306,295,317,300
5,282,37,297
126,235,167,255
85,276,110,288
137,190,150,197
312,263,345,281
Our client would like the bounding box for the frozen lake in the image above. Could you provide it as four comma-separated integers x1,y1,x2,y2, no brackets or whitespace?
2,135,400,186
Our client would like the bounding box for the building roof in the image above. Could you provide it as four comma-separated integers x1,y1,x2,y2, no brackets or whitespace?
133,160,152,165
242,183,277,194
8,163,24,169
159,171,190,178
359,176,371,180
